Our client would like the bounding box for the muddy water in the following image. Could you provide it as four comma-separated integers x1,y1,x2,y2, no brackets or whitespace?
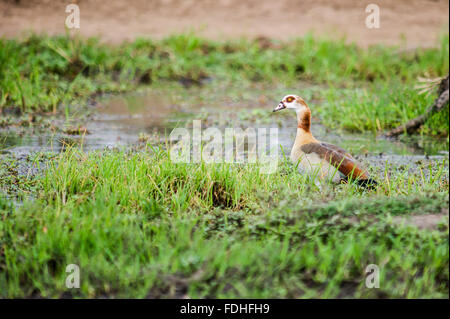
0,91,191,154
1,91,449,167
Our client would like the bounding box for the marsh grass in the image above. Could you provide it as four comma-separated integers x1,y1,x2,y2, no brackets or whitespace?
1,32,448,299
0,147,448,298
1,33,448,134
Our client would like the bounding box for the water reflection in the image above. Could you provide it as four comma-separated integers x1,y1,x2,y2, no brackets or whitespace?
1,91,448,158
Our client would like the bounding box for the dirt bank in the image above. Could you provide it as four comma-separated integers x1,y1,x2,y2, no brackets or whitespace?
0,0,448,47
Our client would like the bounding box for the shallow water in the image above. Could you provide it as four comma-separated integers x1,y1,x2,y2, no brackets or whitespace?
0,92,188,154
1,90,448,165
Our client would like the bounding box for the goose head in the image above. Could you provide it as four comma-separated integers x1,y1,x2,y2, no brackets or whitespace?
273,95,309,113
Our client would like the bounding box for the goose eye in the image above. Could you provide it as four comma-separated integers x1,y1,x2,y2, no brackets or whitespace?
286,96,295,103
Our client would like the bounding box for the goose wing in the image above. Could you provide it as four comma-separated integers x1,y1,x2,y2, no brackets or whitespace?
319,142,355,160
300,142,368,179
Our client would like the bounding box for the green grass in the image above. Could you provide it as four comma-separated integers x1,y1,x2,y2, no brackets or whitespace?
0,33,448,135
0,32,448,298
319,83,449,134
0,147,448,298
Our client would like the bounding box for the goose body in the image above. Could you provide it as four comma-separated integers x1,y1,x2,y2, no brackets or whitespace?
273,95,375,186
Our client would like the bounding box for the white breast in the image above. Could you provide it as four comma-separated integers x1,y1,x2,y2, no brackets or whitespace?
291,151,342,183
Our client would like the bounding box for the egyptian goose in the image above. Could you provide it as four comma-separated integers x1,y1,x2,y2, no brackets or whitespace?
273,95,377,187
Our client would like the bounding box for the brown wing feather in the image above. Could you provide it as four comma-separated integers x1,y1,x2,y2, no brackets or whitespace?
320,142,355,160
301,142,368,179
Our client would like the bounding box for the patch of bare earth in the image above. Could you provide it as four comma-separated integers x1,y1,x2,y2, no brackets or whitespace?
346,208,449,230
392,210,449,230
0,0,448,48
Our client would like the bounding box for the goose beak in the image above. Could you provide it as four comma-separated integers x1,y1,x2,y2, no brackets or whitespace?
273,102,286,112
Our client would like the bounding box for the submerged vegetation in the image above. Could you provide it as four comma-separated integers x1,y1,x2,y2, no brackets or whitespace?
0,147,448,298
0,33,449,135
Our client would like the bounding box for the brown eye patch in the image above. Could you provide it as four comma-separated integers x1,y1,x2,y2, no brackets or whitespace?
286,96,295,103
